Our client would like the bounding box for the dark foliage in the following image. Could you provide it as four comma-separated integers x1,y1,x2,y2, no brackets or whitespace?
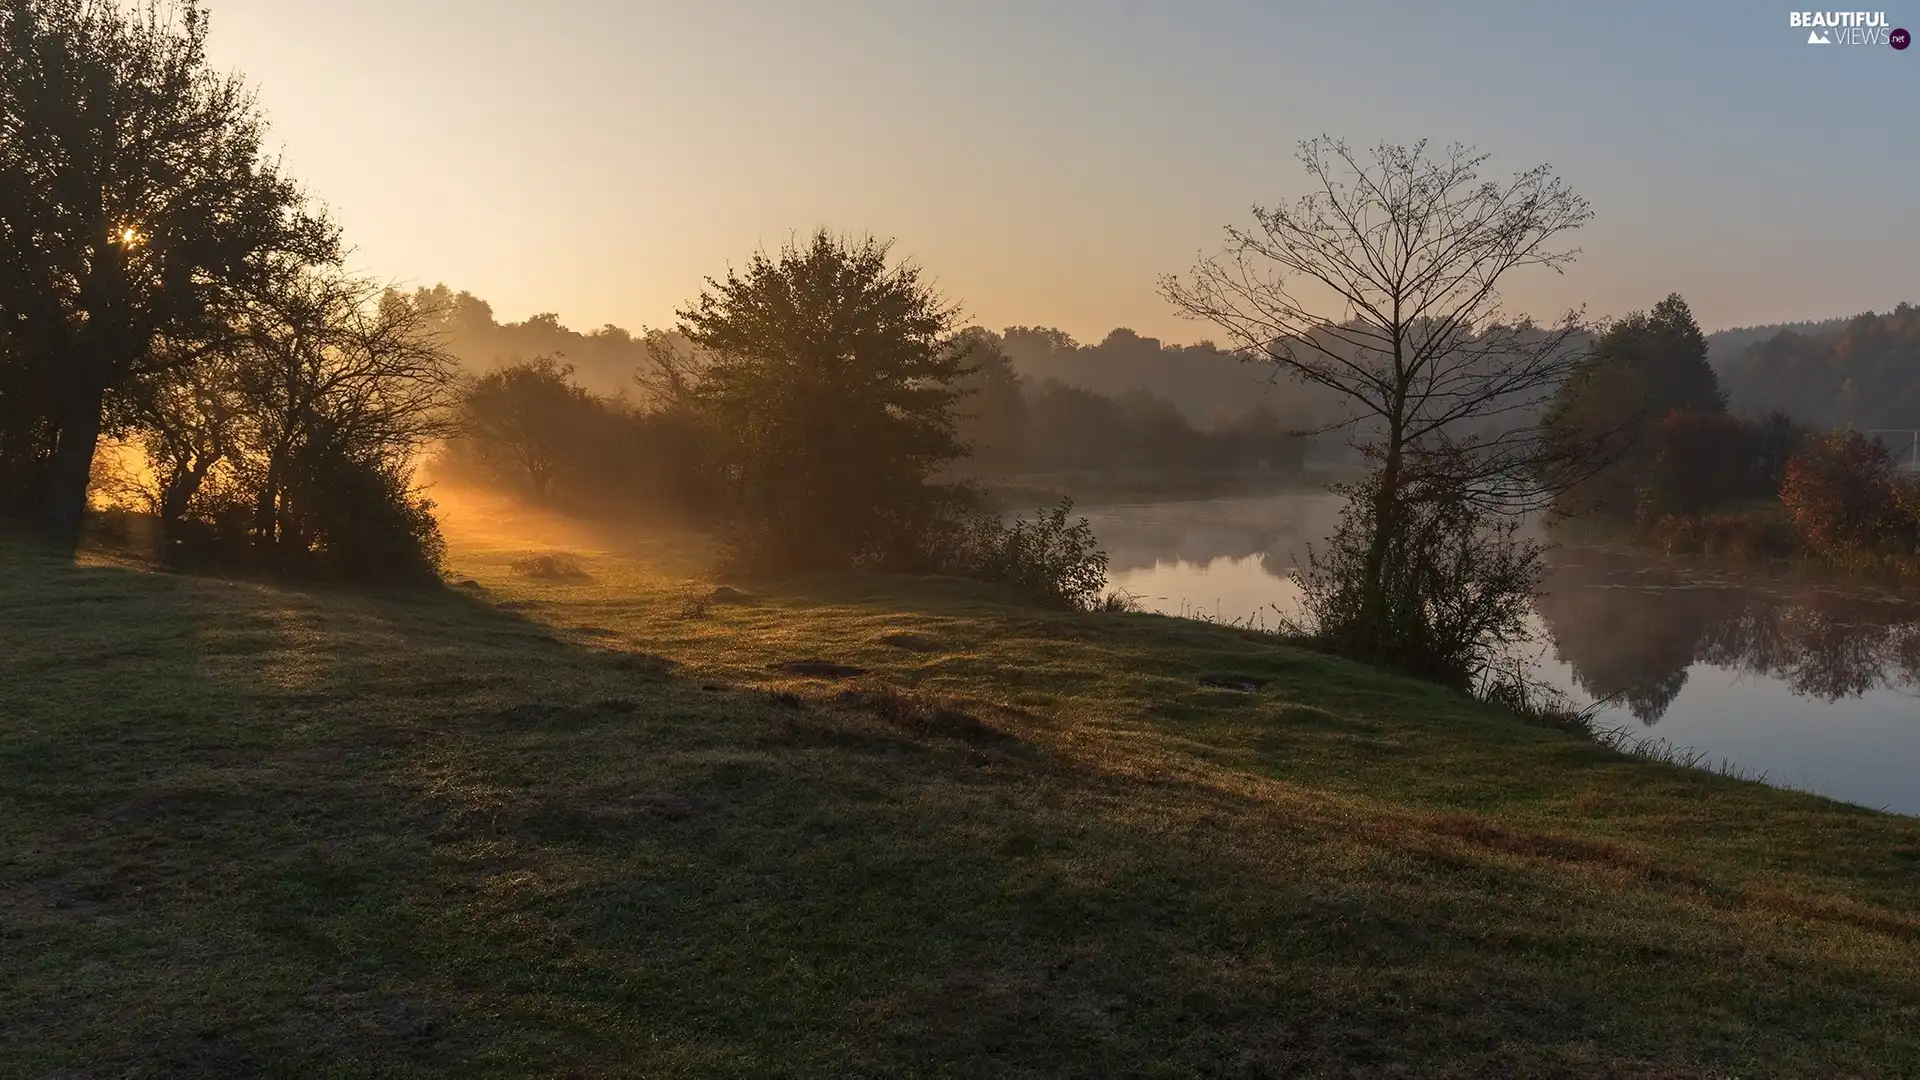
267,434,446,582
1718,303,1920,431
1293,463,1546,690
1633,409,1805,520
114,273,458,582
0,0,338,542
673,231,975,575
1546,295,1727,520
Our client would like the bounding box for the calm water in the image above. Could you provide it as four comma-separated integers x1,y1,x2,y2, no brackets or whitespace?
1081,495,1920,815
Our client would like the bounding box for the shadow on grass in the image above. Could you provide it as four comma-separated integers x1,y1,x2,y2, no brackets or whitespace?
4,536,1920,1076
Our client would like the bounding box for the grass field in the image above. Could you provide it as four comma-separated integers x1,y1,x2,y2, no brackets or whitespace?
4,493,1919,1077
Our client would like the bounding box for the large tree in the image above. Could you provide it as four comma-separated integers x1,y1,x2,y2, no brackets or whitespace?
1162,139,1595,676
671,230,971,572
1544,293,1726,519
0,0,337,543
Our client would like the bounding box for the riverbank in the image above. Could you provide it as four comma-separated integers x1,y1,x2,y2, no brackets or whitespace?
4,503,1919,1076
1554,500,1920,581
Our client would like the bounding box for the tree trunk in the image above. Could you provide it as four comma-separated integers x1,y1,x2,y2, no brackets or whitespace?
159,454,215,543
1360,435,1404,626
43,380,107,550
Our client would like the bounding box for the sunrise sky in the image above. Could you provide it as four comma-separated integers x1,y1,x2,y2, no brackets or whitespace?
207,0,1917,343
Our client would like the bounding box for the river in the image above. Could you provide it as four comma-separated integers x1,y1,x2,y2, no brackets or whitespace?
1079,494,1920,815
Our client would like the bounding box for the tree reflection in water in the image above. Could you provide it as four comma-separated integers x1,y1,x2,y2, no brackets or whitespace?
1536,550,1920,724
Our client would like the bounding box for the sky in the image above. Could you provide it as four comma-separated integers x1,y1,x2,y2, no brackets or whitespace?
206,0,1918,344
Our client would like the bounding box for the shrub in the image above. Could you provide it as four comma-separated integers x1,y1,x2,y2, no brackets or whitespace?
270,438,446,582
1780,430,1918,556
511,552,591,580
1291,472,1545,691
939,499,1111,610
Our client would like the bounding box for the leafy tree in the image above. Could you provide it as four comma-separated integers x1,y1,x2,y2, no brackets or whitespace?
1780,430,1918,556
672,231,972,572
230,273,457,556
127,270,457,578
0,0,338,543
459,357,603,501
1545,294,1726,519
1635,294,1724,416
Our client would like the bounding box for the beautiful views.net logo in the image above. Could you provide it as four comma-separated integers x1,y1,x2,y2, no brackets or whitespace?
1789,11,1904,44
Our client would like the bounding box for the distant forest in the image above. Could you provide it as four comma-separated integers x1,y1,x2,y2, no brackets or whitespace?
421,287,1919,445
410,285,1319,428
411,287,1320,489
1711,305,1920,433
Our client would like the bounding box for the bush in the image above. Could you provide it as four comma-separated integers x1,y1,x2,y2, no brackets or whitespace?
1634,410,1759,520
1780,430,1918,556
937,499,1111,610
511,552,590,580
270,438,446,582
1292,473,1545,691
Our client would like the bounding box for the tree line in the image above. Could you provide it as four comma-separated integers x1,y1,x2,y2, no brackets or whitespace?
1716,304,1920,432
1543,294,1920,570
436,323,1310,525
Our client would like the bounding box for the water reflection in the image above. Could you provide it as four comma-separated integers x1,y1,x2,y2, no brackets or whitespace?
1079,494,1920,812
1538,552,1920,724
1079,493,1343,578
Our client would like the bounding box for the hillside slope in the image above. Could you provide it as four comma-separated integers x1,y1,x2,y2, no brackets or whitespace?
3,508,1918,1077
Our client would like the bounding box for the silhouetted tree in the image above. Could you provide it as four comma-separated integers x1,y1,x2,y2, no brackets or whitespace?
1164,138,1595,683
460,357,602,501
672,231,972,572
0,0,338,543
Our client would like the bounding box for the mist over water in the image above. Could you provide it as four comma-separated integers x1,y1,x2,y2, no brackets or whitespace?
1084,495,1920,815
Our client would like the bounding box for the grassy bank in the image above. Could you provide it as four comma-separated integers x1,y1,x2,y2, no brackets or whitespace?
4,498,1919,1077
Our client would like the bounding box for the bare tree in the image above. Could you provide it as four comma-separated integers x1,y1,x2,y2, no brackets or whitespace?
1162,139,1596,645
228,270,459,551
